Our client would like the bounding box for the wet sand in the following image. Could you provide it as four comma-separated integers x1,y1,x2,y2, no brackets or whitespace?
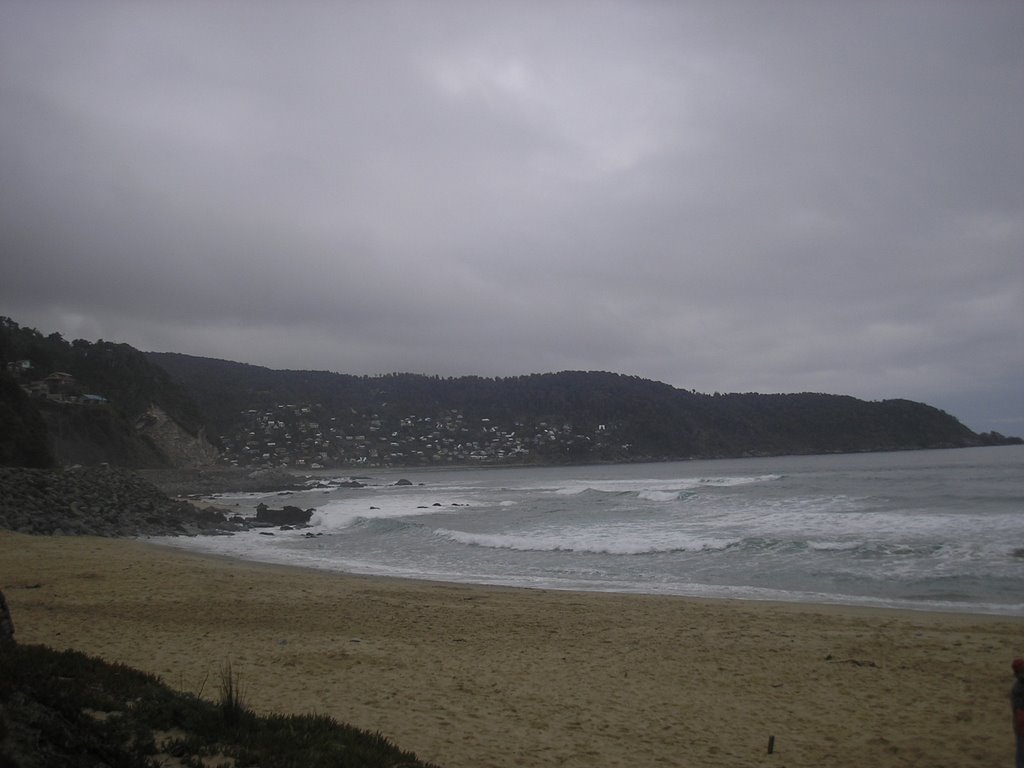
1,530,1020,767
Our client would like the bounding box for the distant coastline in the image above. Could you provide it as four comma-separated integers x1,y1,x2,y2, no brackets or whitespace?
1,317,1018,473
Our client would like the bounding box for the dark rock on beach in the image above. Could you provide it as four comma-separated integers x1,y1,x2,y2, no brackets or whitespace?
0,590,14,645
0,465,247,537
255,503,313,526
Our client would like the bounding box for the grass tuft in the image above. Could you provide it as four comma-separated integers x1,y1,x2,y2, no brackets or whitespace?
217,659,249,729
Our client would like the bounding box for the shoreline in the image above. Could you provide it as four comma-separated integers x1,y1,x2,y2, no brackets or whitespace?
153,531,1024,619
2,530,1021,768
145,535,1000,620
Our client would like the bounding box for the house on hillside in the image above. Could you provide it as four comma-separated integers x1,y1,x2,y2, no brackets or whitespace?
37,371,81,403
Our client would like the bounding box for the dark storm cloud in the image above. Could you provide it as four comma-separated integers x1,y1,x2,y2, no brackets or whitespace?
1,1,1021,432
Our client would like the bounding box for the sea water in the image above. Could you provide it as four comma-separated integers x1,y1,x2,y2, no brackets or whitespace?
160,445,1024,615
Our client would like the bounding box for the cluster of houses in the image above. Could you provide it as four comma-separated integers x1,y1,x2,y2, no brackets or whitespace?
217,402,616,469
4,357,620,467
5,360,108,405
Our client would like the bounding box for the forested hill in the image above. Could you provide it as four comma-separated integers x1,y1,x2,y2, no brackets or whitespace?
147,351,1016,468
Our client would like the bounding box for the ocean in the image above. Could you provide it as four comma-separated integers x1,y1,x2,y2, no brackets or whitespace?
160,445,1024,616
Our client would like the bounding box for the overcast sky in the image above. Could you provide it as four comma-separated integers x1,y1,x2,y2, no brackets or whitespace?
1,1,1021,434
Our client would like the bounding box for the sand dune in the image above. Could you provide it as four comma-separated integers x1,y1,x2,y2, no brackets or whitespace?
1,530,1020,767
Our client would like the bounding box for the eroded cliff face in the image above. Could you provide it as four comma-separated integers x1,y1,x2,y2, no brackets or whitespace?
134,404,219,467
28,401,216,469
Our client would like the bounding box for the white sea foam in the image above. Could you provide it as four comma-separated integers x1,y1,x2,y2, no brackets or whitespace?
695,474,783,487
552,474,781,496
807,540,861,552
637,490,681,502
311,493,480,531
435,527,739,555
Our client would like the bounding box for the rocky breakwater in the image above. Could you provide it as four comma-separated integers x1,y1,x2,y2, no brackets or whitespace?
0,466,247,537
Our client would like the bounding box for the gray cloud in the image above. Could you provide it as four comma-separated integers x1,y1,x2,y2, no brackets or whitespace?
1,1,1021,433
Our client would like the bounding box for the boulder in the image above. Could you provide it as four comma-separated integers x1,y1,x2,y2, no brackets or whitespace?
255,503,313,526
0,590,14,645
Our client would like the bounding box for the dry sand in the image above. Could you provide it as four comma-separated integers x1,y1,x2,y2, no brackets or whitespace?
1,530,1020,767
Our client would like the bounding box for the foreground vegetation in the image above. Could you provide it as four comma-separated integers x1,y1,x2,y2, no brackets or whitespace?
0,642,441,768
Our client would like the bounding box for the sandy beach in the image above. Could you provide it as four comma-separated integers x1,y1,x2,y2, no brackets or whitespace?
1,531,1020,767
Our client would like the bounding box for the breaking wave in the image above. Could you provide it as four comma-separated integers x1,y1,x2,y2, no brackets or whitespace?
435,527,740,555
553,474,782,498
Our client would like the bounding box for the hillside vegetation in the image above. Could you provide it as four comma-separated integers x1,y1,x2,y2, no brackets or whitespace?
0,373,52,468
